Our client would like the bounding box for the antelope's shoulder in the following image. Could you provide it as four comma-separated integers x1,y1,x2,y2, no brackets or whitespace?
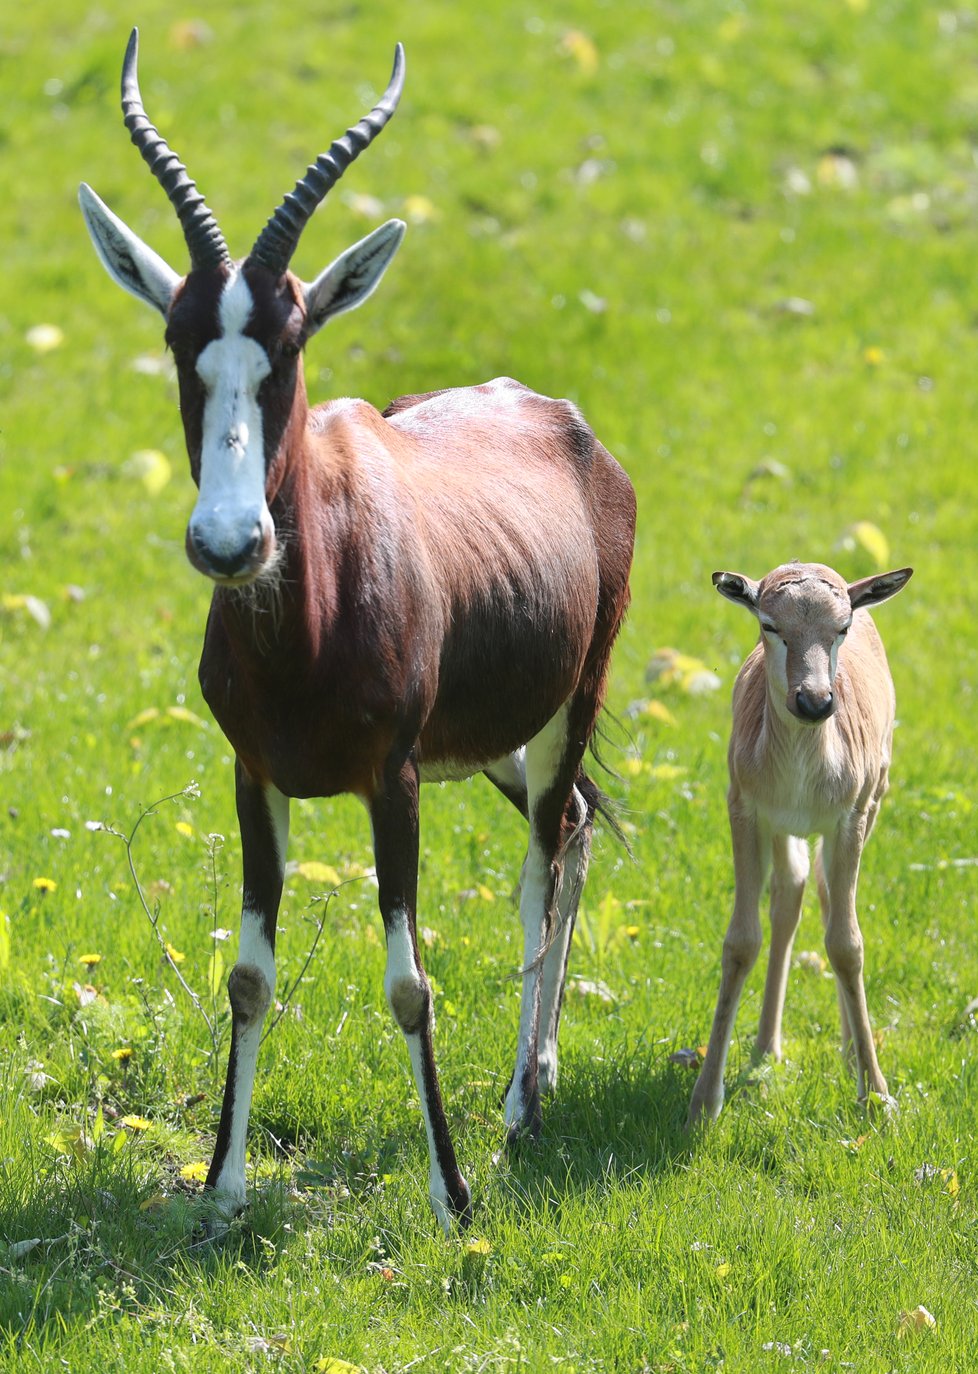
308,396,387,437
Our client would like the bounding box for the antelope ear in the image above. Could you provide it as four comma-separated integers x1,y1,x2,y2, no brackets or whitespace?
848,566,913,611
79,183,181,317
713,570,760,614
302,219,406,337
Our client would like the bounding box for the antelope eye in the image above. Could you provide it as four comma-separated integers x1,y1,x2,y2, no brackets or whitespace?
761,623,778,635
279,341,301,361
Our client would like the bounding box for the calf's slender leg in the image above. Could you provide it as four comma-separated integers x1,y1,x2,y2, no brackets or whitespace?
755,833,808,1060
371,752,471,1232
815,840,852,1059
688,793,769,1127
820,818,889,1102
206,764,289,1215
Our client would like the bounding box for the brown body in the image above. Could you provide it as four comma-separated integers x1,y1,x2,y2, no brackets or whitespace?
688,561,912,1126
201,377,634,801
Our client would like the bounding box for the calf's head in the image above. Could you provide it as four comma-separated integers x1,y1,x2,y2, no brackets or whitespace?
79,29,406,585
713,561,913,723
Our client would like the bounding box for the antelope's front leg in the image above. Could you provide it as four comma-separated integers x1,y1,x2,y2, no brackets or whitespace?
371,754,471,1233
205,764,289,1219
820,820,889,1105
688,796,768,1128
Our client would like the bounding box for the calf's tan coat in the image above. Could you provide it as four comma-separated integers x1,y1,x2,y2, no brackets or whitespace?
688,561,912,1126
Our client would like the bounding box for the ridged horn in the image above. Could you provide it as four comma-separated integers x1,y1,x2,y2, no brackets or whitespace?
120,27,231,272
249,44,405,276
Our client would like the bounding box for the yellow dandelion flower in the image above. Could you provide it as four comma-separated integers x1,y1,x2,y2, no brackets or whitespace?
111,1047,133,1061
402,194,440,224
558,29,600,75
174,821,194,839
120,1115,152,1131
33,877,57,892
179,1161,209,1182
295,861,341,885
79,952,101,966
642,699,677,725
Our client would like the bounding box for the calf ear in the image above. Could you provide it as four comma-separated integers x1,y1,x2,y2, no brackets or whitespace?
713,570,760,614
79,183,181,317
302,219,406,337
848,567,913,610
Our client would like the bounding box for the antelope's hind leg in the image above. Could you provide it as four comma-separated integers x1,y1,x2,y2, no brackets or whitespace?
205,765,289,1222
536,778,592,1095
492,705,594,1144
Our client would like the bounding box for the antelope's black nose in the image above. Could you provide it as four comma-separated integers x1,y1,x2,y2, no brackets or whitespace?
795,688,834,722
185,519,269,582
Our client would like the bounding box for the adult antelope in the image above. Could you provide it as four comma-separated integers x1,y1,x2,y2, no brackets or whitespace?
687,561,912,1128
80,31,636,1230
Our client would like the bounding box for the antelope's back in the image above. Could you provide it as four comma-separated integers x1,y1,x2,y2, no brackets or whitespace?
382,378,635,768
384,376,634,595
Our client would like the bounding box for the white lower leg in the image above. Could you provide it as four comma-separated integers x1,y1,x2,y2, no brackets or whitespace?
384,908,468,1231
403,1032,460,1234
209,908,276,1212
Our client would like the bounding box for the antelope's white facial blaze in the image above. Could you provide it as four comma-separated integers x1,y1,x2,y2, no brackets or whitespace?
187,271,276,584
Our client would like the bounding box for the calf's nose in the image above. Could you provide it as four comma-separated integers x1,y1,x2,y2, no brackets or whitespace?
795,687,834,722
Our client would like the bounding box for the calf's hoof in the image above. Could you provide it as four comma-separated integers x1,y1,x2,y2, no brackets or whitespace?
861,1088,898,1120
686,1081,724,1133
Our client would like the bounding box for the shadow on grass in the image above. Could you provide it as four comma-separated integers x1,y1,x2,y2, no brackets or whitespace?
0,1055,704,1346
0,1126,335,1349
487,1048,697,1208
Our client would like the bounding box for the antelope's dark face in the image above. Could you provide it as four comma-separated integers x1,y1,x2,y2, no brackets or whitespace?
165,265,302,583
713,561,914,724
80,29,406,587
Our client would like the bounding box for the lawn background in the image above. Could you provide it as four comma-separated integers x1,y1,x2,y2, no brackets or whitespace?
1,0,977,1369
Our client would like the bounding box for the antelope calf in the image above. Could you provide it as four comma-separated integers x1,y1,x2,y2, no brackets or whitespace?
80,32,635,1230
688,561,912,1127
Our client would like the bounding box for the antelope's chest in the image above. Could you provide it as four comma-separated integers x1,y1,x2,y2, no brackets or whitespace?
737,730,859,840
199,654,395,800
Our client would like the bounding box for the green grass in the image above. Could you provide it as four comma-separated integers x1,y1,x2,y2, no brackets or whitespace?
2,0,978,1368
